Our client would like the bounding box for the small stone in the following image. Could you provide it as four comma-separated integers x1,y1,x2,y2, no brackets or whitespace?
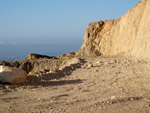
106,101,110,104
88,63,93,67
111,96,116,100
110,60,115,64
46,72,50,74
96,61,100,64
130,98,134,101
104,62,108,65
114,59,117,63
5,85,9,89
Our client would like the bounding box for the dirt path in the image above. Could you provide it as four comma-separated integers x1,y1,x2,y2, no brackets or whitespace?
0,57,150,113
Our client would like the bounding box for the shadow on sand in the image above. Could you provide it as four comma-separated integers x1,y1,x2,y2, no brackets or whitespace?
35,79,84,87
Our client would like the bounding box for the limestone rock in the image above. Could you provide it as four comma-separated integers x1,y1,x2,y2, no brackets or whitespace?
0,66,27,84
26,53,55,60
88,63,93,68
76,0,150,60
111,96,116,100
57,52,76,59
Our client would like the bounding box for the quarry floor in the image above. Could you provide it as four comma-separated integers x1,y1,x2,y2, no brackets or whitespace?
0,57,150,113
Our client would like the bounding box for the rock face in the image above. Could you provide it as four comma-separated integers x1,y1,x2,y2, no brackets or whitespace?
0,66,27,84
76,0,150,60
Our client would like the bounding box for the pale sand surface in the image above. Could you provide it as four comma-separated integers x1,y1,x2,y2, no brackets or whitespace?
0,57,150,113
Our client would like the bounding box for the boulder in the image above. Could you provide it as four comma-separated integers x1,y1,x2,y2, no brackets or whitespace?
0,66,27,84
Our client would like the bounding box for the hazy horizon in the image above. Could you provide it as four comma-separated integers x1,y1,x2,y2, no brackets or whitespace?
0,41,82,55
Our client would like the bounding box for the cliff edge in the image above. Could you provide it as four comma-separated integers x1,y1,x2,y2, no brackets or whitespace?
76,0,150,60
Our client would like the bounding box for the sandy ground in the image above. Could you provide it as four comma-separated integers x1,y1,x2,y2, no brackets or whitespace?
0,57,150,113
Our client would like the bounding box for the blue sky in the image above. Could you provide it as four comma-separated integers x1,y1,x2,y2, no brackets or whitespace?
0,0,140,57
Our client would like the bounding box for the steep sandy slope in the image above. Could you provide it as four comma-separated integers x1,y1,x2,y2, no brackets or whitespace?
76,0,150,60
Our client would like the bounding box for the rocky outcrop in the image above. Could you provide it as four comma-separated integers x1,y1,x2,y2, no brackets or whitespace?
26,53,56,60
0,53,60,74
0,57,83,84
76,0,150,60
57,52,76,59
0,59,65,74
0,57,82,76
0,66,27,84
76,19,120,56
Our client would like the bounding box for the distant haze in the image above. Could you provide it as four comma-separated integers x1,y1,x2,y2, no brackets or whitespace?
0,42,82,56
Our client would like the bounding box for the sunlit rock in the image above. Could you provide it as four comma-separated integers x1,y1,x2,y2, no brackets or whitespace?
0,66,27,84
